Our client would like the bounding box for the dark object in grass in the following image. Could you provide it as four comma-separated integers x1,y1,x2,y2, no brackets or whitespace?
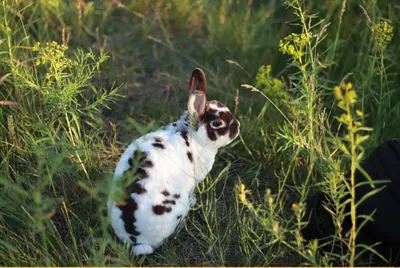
302,139,400,265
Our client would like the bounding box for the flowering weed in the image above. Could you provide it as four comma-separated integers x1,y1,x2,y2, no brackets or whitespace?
0,0,399,266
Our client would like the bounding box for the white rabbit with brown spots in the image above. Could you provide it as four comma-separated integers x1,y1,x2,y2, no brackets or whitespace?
108,68,240,255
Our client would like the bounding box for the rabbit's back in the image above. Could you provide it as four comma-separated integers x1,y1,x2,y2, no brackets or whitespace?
109,125,197,252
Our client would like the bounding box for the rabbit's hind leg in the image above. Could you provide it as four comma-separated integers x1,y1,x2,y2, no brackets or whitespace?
133,243,154,255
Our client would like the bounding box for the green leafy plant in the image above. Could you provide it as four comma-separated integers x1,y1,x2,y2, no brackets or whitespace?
1,0,399,266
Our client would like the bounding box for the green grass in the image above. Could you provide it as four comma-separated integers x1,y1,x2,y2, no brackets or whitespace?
1,0,399,266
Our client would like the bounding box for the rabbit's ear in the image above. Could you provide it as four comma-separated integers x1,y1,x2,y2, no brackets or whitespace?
188,68,207,118
189,68,207,94
188,91,206,118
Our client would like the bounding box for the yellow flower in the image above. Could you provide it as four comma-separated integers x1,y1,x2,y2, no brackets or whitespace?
339,114,351,124
279,32,311,62
238,184,246,202
344,89,357,105
32,42,41,51
372,21,394,49
334,83,357,110
334,86,343,100
268,197,273,205
272,221,279,233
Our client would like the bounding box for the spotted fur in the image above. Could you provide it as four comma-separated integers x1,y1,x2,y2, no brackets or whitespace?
187,151,193,162
180,130,190,146
108,68,240,256
161,190,170,196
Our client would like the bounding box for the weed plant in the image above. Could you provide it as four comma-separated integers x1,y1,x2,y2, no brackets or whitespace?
0,0,399,266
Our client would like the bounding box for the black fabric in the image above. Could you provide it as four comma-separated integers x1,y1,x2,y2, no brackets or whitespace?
302,139,400,264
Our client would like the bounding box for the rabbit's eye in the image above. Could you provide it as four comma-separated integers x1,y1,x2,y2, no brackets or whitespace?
210,120,225,129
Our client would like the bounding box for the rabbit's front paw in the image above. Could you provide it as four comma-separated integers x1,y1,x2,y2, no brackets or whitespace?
189,196,197,208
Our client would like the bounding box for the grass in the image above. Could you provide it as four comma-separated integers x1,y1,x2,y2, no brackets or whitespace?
1,0,399,266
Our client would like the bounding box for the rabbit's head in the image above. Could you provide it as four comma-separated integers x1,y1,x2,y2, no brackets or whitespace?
187,68,240,148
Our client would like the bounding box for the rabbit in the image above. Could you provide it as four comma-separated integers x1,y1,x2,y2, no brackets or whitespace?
107,68,240,256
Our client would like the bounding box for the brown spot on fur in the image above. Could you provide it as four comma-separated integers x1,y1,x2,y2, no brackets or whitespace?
152,205,172,215
216,112,233,136
132,229,140,236
154,137,162,143
161,190,170,196
135,167,148,178
216,127,229,136
125,151,152,178
130,150,148,164
202,108,235,140
132,150,153,168
203,110,217,122
162,199,176,205
152,143,165,149
218,112,233,122
141,151,149,159
187,152,193,162
229,119,240,139
144,159,154,167
130,235,136,243
202,109,219,141
180,130,190,146
173,194,180,199
117,197,139,239
129,182,146,195
205,125,217,141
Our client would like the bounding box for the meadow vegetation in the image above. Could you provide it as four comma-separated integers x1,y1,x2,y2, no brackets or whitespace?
0,0,399,266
